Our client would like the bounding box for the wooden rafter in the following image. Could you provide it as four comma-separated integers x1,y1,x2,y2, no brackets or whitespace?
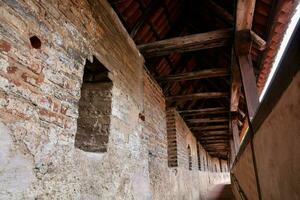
157,68,229,82
187,117,228,123
230,50,241,112
236,0,256,31
191,125,228,131
167,92,228,102
198,130,228,136
179,107,227,118
250,31,266,51
138,29,232,57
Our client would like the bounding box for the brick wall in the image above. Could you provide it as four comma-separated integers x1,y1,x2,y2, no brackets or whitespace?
75,81,112,152
0,0,148,199
0,1,229,199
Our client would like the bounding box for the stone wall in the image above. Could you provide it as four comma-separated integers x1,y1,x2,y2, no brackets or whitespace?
0,0,229,199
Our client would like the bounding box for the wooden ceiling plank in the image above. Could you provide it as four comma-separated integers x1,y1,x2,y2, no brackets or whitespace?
138,29,232,57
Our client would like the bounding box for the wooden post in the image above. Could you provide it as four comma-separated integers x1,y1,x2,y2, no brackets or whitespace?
232,115,240,153
235,30,259,120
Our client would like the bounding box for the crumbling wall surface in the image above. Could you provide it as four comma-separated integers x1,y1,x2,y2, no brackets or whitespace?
0,0,150,199
143,72,230,200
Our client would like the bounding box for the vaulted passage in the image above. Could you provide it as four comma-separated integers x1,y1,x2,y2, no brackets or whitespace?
0,0,299,199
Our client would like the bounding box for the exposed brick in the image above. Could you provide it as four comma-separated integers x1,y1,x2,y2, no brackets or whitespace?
0,39,11,52
0,1,229,199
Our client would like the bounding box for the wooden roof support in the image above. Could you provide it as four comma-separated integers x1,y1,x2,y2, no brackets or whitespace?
156,68,229,82
235,30,259,120
138,29,232,57
198,130,229,136
231,115,240,153
236,0,256,31
191,125,228,131
230,50,242,112
187,117,228,123
200,136,229,140
178,107,227,114
167,92,228,102
202,140,229,144
250,31,266,51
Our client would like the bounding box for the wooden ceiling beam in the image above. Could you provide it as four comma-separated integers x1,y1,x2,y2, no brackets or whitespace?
236,0,256,31
178,107,227,114
191,125,228,131
167,92,228,102
199,135,229,140
235,31,259,120
230,50,242,112
250,30,266,51
199,130,228,135
202,140,229,144
156,68,229,82
187,117,228,123
203,145,228,149
138,29,232,57
182,113,227,118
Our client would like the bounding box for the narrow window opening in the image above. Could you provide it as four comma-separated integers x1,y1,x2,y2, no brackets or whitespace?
197,144,201,170
75,56,112,152
30,35,41,49
188,145,192,170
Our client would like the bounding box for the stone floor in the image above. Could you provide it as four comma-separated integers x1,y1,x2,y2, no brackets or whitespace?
207,184,235,200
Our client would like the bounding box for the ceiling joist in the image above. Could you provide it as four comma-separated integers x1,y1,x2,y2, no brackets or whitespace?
157,68,229,82
138,29,232,57
191,125,229,131
167,92,228,102
187,117,228,123
178,107,227,114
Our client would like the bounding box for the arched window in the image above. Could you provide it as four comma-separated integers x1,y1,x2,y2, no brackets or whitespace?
188,145,192,170
75,56,112,152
